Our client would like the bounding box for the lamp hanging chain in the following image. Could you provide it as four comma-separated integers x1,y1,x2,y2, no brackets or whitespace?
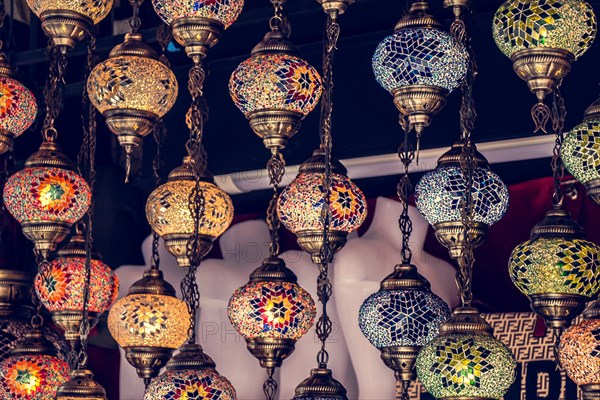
397,114,415,265
550,85,567,209
0,0,5,53
453,5,478,308
266,151,284,257
269,0,291,37
156,23,172,67
182,61,207,344
42,42,67,143
0,149,14,263
314,12,339,370
128,0,143,33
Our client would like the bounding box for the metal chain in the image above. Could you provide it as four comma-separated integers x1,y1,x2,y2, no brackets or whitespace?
128,0,143,33
397,379,411,400
29,277,44,329
397,120,415,264
0,0,5,53
453,4,477,308
42,43,67,143
266,151,284,257
181,60,207,344
156,23,172,67
269,0,291,37
263,369,278,400
0,149,14,261
550,85,567,209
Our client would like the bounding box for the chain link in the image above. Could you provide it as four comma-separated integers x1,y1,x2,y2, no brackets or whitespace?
263,369,278,400
156,23,172,66
397,127,415,264
269,0,291,38
266,151,284,257
42,43,67,142
550,85,567,208
128,0,143,33
0,149,14,262
0,0,6,52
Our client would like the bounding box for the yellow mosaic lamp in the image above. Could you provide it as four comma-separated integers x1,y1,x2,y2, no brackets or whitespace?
277,148,367,263
146,156,234,267
493,0,597,132
509,208,600,334
26,0,114,50
88,32,178,181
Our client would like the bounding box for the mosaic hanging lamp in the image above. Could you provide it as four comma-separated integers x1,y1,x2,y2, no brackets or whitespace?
108,266,190,385
415,141,509,260
146,156,234,267
372,0,467,144
416,307,516,399
359,263,451,386
228,256,316,383
229,6,322,152
278,149,367,264
25,0,113,50
34,226,118,346
88,7,178,183
0,327,70,399
0,54,36,154
3,140,91,261
561,93,600,206
152,0,244,62
493,0,597,132
559,299,600,400
509,208,600,334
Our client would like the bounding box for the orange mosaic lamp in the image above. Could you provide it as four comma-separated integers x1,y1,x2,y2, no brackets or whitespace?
278,148,367,263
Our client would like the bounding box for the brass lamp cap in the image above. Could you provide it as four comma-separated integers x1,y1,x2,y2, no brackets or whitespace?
249,256,297,283
167,156,215,183
584,95,600,121
530,208,585,240
0,53,15,78
298,147,347,175
10,328,58,357
584,299,600,320
394,1,444,31
436,140,489,168
438,307,493,336
127,268,177,297
0,269,34,319
56,369,107,399
246,337,296,369
251,29,299,56
293,368,347,399
316,0,355,15
109,32,159,60
165,342,216,372
57,226,101,260
25,141,75,170
380,263,430,291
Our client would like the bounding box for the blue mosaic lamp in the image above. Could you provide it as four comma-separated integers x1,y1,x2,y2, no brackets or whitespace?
372,1,468,136
415,141,509,260
416,307,517,399
359,263,451,384
561,94,600,206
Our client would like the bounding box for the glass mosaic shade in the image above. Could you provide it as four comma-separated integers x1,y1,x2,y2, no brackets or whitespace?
107,293,190,349
416,333,516,399
146,178,234,241
559,318,600,386
88,54,178,119
0,354,70,399
372,27,468,94
3,166,91,226
415,165,509,227
230,53,323,118
34,258,118,314
359,289,450,348
277,172,367,234
0,76,36,139
493,0,597,59
228,281,316,341
144,369,236,400
26,0,114,24
509,237,600,296
562,117,600,184
152,0,244,28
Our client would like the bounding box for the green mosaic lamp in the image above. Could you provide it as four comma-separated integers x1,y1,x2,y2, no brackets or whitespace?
493,0,597,132
416,307,516,400
561,94,600,206
509,208,600,335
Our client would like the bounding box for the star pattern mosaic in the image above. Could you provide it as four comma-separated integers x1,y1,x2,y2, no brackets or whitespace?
152,0,244,28
88,56,178,118
0,354,70,399
416,333,516,398
562,118,600,184
145,369,236,400
3,166,91,225
26,0,113,24
559,319,600,385
415,165,509,227
34,257,118,314
359,289,450,348
509,237,600,296
230,53,322,118
0,77,37,137
228,281,315,340
372,27,468,93
493,0,597,59
277,172,367,234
